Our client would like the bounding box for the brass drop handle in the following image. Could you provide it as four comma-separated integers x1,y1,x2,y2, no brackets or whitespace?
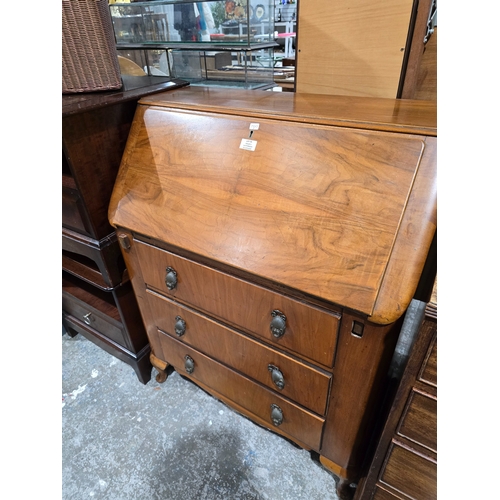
83,312,93,325
184,355,195,374
175,316,186,337
270,310,286,338
270,404,284,426
268,364,285,390
165,267,178,290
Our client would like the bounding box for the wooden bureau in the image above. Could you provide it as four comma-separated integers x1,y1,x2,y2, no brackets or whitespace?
108,87,437,497
62,75,188,384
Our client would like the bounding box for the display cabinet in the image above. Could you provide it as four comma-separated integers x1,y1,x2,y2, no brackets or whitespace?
110,0,277,89
169,46,274,88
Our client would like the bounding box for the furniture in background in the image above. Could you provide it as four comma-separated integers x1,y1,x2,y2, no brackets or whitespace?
108,86,437,498
275,28,295,58
62,0,122,94
354,280,437,499
118,55,148,76
62,75,188,384
275,0,297,58
400,0,437,100
295,0,436,99
109,0,277,90
412,25,437,101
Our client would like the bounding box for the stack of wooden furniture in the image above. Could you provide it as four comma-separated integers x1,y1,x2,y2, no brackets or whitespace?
62,75,188,384
108,86,436,498
355,280,437,499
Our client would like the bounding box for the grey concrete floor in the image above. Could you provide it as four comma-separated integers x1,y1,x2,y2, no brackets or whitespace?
62,333,340,500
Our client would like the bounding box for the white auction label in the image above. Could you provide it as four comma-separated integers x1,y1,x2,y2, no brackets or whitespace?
249,123,260,130
240,138,257,151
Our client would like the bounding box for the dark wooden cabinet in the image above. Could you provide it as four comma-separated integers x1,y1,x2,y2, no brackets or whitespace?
62,75,188,384
108,87,436,497
354,282,437,500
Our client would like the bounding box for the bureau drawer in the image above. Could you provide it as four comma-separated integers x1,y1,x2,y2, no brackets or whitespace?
397,390,437,452
148,289,332,415
62,274,127,349
136,241,340,367
380,443,436,500
158,331,325,450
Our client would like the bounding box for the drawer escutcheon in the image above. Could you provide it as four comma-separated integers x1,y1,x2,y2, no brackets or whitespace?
268,364,285,390
184,355,195,374
270,310,286,338
165,266,178,290
175,316,186,337
270,403,284,426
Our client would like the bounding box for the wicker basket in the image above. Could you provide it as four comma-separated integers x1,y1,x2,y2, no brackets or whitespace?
62,0,122,93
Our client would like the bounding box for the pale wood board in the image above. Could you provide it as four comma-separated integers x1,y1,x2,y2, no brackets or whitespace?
296,0,414,97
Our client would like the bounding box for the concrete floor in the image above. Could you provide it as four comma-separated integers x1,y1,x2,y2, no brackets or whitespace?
62,332,341,500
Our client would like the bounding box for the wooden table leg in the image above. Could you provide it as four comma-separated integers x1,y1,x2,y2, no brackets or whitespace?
319,455,356,500
150,353,169,383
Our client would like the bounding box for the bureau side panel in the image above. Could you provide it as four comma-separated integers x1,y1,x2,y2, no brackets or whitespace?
114,229,165,359
320,313,402,477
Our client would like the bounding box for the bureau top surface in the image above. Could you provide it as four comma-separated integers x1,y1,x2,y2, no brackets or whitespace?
138,86,437,136
109,87,437,324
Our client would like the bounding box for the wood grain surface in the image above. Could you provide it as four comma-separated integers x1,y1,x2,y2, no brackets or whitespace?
137,87,437,136
108,90,438,488
109,89,437,322
295,0,414,98
157,330,325,450
397,390,437,452
135,240,340,367
380,443,436,499
147,289,332,415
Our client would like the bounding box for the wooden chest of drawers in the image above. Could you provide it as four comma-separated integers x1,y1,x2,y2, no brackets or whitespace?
355,283,437,500
108,87,437,497
62,75,188,384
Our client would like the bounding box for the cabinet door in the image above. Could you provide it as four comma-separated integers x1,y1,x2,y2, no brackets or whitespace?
296,0,414,97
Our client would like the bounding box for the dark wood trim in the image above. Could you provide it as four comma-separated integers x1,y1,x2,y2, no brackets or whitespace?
399,0,434,99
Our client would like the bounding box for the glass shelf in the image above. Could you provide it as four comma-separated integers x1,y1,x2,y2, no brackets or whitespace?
110,0,275,48
170,47,275,89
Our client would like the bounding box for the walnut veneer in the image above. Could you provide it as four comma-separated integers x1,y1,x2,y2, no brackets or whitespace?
108,87,437,497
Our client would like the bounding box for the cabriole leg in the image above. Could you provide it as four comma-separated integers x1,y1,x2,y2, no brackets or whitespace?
150,353,169,383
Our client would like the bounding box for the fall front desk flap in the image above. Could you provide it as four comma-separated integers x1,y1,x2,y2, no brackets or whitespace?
109,87,437,325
